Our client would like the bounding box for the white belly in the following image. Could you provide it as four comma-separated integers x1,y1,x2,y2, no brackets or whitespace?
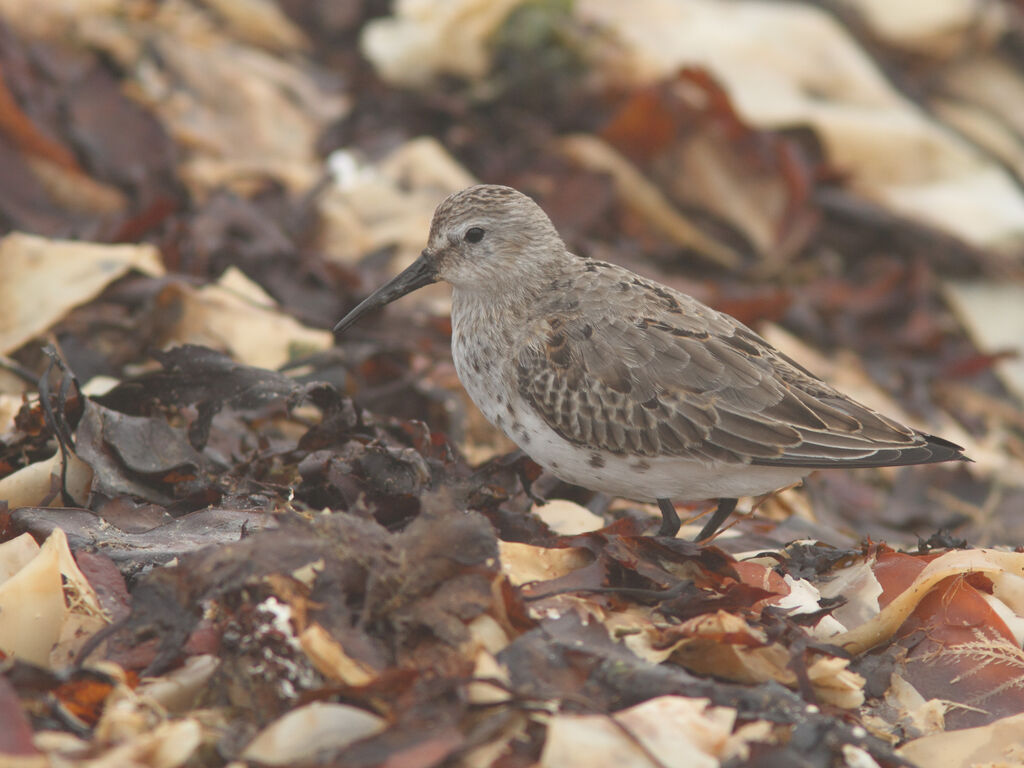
502,397,807,501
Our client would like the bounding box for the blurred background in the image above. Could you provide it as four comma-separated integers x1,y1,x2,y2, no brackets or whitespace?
0,0,1022,544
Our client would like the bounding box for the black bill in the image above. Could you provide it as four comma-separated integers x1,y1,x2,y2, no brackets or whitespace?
333,251,439,333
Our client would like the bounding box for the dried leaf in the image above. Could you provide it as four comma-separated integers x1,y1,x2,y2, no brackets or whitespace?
241,702,386,766
0,234,163,355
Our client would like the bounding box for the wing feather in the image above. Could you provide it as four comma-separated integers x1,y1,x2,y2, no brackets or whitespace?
515,260,966,469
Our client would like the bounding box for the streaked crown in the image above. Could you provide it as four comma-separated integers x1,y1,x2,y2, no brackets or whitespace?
425,185,569,293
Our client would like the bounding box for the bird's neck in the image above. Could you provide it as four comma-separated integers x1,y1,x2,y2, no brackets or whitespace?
449,251,577,341
451,284,535,331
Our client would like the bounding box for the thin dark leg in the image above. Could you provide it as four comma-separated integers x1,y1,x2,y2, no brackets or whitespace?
656,498,680,537
695,498,738,541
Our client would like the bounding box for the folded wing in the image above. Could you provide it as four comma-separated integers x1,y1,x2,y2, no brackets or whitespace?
515,264,965,469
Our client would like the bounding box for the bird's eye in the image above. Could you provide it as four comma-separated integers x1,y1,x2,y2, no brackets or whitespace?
465,227,485,243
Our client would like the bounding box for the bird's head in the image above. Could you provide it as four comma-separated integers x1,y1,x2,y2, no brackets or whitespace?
334,185,566,333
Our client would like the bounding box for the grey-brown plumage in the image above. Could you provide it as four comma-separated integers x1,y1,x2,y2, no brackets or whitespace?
335,185,967,538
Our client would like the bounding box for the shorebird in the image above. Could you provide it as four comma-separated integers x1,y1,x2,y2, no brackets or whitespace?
334,185,967,539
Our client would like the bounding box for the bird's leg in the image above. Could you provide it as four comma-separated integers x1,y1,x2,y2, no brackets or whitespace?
656,498,681,537
506,451,547,505
695,498,738,541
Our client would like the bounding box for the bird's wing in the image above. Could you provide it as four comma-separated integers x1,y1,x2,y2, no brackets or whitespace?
515,262,963,468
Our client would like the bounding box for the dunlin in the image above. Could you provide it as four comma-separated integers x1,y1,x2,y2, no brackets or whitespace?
334,185,967,539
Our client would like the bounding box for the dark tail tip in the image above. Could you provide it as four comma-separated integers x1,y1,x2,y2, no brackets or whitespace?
920,432,971,463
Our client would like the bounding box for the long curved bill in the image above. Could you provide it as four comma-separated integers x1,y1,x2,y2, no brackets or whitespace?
333,251,439,333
